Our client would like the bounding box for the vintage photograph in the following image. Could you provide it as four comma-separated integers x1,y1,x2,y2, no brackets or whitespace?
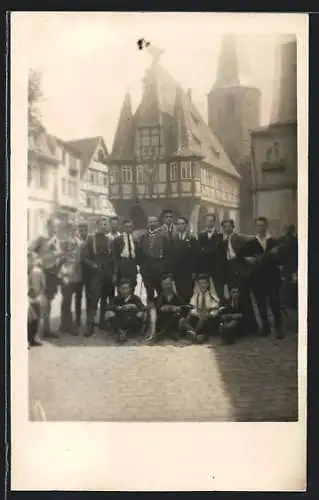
25,13,299,423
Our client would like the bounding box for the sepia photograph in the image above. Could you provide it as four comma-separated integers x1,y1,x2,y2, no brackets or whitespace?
11,11,307,491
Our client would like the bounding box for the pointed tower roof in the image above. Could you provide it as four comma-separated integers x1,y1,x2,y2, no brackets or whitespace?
110,92,135,161
213,34,257,89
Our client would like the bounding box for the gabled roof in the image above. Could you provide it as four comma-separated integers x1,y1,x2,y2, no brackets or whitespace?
66,136,108,172
28,124,59,164
111,94,135,161
110,58,239,179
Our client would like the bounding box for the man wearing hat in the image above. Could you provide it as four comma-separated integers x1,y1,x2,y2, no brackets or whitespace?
81,216,117,336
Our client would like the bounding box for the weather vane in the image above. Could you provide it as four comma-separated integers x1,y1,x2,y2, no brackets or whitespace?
137,38,164,64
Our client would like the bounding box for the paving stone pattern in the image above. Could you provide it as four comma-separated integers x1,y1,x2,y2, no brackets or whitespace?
29,290,298,422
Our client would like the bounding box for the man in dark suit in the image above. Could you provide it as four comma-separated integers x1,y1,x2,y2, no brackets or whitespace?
221,218,258,335
81,216,117,336
136,216,169,303
196,213,226,301
238,216,284,339
160,209,177,274
171,216,197,303
113,219,138,292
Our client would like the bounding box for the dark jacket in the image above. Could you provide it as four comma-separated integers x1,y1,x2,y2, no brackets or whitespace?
136,228,170,277
237,236,281,286
109,294,145,311
81,232,117,277
171,232,197,276
196,230,226,278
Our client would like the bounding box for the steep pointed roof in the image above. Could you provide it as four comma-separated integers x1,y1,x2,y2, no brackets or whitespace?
213,34,257,89
111,92,135,161
172,90,240,177
109,57,239,178
66,136,108,172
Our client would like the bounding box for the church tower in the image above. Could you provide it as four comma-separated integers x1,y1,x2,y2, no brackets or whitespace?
207,35,261,232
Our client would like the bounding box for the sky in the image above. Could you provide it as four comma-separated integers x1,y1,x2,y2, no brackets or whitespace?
18,12,299,152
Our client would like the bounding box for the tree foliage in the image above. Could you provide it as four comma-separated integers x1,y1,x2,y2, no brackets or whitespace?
28,69,43,133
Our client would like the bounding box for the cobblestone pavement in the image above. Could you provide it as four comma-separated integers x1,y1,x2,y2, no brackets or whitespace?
29,290,298,422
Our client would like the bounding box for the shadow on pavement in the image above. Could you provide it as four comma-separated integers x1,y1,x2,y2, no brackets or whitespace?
209,311,299,422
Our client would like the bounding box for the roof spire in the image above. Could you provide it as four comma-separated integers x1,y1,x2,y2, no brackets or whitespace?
111,91,134,159
214,34,256,88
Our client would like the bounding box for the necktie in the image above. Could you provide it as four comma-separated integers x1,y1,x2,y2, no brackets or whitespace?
127,234,132,259
200,292,206,310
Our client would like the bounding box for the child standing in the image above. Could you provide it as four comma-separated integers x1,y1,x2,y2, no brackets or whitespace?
28,252,46,348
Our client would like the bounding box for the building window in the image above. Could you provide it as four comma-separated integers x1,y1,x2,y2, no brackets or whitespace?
76,158,81,171
157,163,167,182
109,166,119,184
121,165,132,183
137,127,162,159
62,178,67,195
39,164,48,189
69,154,77,171
64,151,69,168
56,146,63,163
169,163,178,181
102,173,108,187
180,161,192,180
136,165,144,184
28,164,32,186
68,179,72,197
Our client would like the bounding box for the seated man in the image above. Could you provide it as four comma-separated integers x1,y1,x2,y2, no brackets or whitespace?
219,287,243,345
105,278,148,344
147,273,193,343
188,274,220,343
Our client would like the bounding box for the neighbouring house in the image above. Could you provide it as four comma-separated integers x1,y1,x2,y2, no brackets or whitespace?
49,135,82,231
250,36,297,236
108,45,240,235
27,123,60,241
66,136,116,231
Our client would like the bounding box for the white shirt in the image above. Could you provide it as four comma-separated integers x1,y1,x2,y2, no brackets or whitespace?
256,234,271,252
224,233,236,260
121,233,136,259
206,228,216,240
178,232,187,240
107,231,121,242
190,291,219,312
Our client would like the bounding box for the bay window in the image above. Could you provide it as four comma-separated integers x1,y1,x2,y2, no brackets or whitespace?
180,161,192,180
109,166,120,184
121,165,132,183
136,165,144,184
169,163,178,181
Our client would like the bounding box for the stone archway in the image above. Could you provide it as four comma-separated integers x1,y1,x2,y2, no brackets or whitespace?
130,204,148,230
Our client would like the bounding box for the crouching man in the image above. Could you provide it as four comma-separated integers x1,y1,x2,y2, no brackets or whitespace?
105,278,148,344
147,273,193,343
186,274,220,344
219,287,243,345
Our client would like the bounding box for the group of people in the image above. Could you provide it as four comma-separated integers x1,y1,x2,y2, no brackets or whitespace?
27,209,298,348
